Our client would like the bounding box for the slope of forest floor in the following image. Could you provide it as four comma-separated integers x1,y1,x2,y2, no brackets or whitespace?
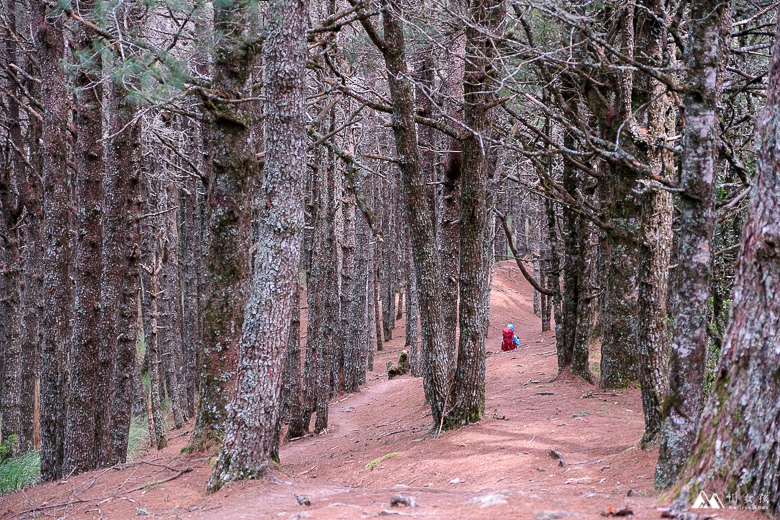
0,261,764,520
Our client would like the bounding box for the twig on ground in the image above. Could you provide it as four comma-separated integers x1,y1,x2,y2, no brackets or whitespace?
13,469,193,518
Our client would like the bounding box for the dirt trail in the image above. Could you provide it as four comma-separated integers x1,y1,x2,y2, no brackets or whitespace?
0,261,761,520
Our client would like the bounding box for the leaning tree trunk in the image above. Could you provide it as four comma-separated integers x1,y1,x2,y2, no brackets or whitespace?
207,0,305,490
35,0,70,480
443,0,503,428
656,0,729,488
378,0,452,426
680,19,780,512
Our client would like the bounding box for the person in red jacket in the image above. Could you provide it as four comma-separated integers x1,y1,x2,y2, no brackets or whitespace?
501,324,520,351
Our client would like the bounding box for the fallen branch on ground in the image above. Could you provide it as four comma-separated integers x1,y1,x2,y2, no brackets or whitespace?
13,468,193,518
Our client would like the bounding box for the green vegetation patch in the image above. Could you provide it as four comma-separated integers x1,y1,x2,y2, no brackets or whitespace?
365,452,400,470
0,437,40,495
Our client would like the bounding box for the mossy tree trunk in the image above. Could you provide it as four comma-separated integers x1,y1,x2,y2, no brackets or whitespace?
189,0,260,451
681,16,780,512
443,0,504,428
208,0,305,490
656,0,730,488
634,0,675,448
375,0,453,427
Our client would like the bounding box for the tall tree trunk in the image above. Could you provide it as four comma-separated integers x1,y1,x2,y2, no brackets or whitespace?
634,0,675,448
208,0,305,488
315,146,337,432
147,246,168,450
283,281,304,438
560,134,579,372
377,0,452,426
680,22,780,511
440,20,464,353
571,216,596,383
656,0,729,488
443,0,503,428
35,1,69,480
102,61,142,464
64,9,105,473
3,0,38,454
180,174,201,419
189,0,258,450
303,166,324,430
0,65,23,454
405,242,420,377
346,172,370,392
160,199,186,429
598,5,641,390
340,178,357,392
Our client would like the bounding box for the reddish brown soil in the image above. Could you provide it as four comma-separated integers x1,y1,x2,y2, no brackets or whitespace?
1,261,762,520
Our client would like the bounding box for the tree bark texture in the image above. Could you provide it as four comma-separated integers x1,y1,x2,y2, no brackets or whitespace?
571,213,595,383
160,197,186,429
103,73,142,464
208,0,305,489
340,179,357,392
35,1,70,479
64,9,104,474
283,281,303,437
444,0,503,428
440,24,465,355
180,174,202,419
405,241,420,377
147,247,168,451
380,0,452,426
190,0,259,450
346,168,371,392
560,149,579,373
634,0,675,448
599,167,640,389
681,20,780,511
656,0,729,488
